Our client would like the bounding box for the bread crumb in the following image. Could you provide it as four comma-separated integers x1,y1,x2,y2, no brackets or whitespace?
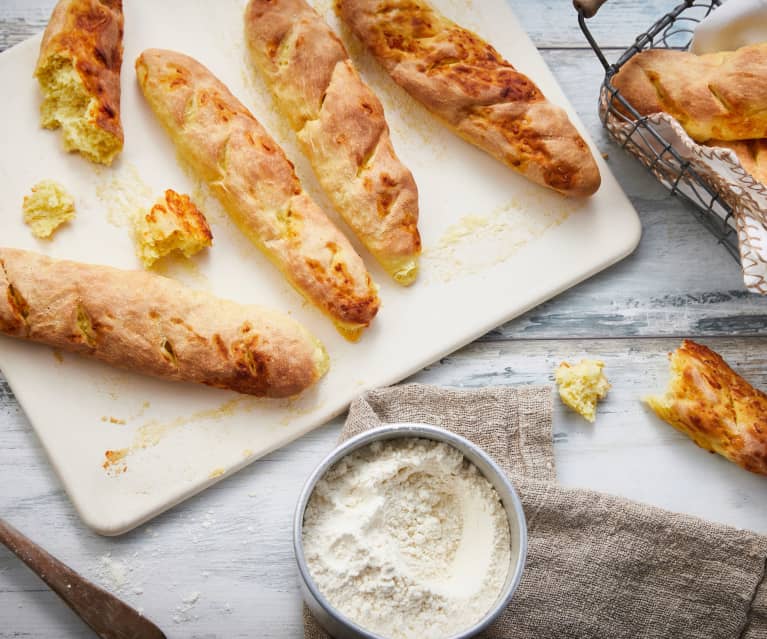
209,467,225,478
555,359,611,422
103,448,128,473
52,349,64,363
133,189,212,267
22,180,75,239
101,416,126,425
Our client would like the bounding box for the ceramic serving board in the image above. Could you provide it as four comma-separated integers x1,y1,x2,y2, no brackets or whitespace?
0,0,640,534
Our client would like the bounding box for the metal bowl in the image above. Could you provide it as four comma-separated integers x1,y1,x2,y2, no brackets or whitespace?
293,423,528,639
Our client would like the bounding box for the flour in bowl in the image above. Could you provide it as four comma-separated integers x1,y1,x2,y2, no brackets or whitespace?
302,437,511,639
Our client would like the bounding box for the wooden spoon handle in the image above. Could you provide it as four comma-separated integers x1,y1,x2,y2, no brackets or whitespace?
0,519,166,639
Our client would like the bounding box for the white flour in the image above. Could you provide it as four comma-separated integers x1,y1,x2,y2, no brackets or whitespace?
302,438,511,639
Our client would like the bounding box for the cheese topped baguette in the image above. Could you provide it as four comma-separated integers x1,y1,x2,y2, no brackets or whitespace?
612,44,767,143
35,0,124,165
335,0,600,197
136,49,379,340
245,0,421,285
0,248,328,398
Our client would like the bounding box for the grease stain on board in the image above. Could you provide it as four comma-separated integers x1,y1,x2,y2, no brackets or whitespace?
101,394,324,476
423,195,579,283
94,163,154,229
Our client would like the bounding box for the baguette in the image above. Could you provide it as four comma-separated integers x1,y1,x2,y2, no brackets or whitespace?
335,0,601,197
35,0,124,165
612,44,767,143
135,49,379,340
645,340,767,476
0,248,328,398
705,139,767,186
245,0,421,285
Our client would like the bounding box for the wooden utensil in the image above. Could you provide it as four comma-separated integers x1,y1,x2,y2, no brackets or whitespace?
0,518,166,639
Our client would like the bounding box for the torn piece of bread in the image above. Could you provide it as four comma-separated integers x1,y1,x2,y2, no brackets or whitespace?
645,340,767,476
0,247,329,398
22,180,76,239
133,189,212,268
245,0,421,285
135,49,380,341
555,359,611,422
35,0,124,165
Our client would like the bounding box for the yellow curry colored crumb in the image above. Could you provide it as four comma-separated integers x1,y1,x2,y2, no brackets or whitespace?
555,359,611,423
133,189,213,267
102,448,128,471
22,180,76,239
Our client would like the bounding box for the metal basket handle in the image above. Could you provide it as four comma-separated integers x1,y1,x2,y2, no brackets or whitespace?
574,0,611,70
572,0,608,19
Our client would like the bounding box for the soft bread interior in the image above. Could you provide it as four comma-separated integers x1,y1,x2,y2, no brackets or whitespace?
644,343,734,457
22,180,75,239
555,359,611,423
389,258,418,286
37,56,121,165
133,190,213,268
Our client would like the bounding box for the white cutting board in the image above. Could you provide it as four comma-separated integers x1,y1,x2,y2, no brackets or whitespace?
0,0,640,535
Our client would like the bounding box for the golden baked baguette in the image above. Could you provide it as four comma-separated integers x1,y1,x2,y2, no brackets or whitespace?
705,139,767,185
245,0,421,285
135,49,379,340
35,0,124,165
335,0,600,197
645,340,767,476
0,248,328,398
612,44,767,143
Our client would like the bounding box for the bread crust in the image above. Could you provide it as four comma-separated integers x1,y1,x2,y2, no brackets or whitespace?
645,340,767,476
705,139,767,186
335,0,600,197
0,248,328,398
245,0,421,285
135,49,379,339
612,44,767,143
35,0,124,163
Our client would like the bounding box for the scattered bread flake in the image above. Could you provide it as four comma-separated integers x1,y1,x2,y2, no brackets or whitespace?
101,416,126,425
22,180,75,239
102,448,129,474
555,359,611,423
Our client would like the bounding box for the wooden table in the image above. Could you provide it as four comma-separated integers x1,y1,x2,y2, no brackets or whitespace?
1,1,766,637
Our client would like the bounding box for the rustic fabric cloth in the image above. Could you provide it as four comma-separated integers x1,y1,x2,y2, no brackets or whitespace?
304,384,767,639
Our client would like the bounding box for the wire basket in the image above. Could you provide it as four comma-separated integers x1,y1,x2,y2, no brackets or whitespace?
576,0,741,260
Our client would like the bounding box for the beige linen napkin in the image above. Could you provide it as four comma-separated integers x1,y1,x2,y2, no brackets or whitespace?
304,384,767,639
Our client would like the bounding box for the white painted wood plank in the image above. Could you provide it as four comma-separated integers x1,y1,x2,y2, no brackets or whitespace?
2,337,766,638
